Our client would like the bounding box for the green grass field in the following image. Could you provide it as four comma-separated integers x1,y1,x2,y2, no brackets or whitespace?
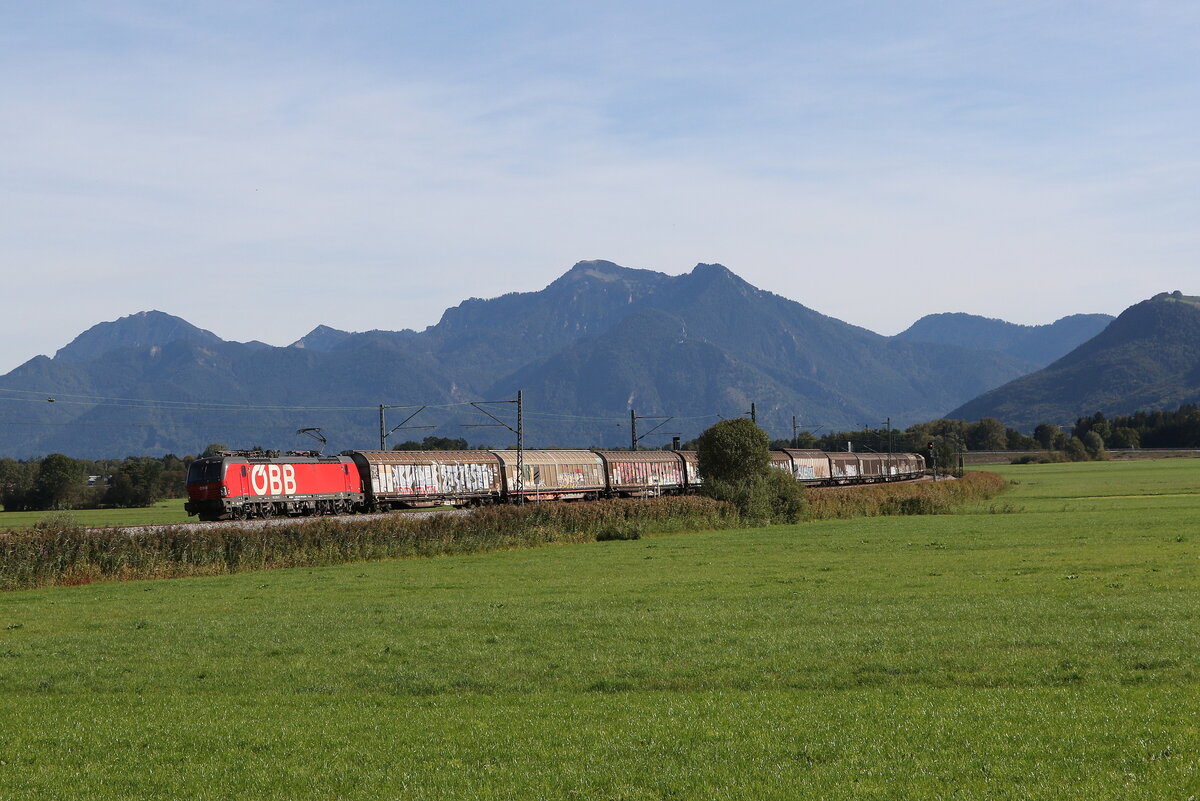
0,461,1197,799
0,499,191,530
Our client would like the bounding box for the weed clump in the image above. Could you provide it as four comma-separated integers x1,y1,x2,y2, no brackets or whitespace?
1011,454,1064,465
595,523,644,541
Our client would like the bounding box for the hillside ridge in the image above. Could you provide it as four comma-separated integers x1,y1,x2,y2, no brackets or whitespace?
0,262,1115,457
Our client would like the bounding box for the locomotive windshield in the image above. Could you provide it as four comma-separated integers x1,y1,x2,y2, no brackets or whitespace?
186,459,224,485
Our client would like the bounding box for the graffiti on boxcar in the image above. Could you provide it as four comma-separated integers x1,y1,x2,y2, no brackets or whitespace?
556,467,596,486
438,462,497,494
387,462,497,496
610,462,682,486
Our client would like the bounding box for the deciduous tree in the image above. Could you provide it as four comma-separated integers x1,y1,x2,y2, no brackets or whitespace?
696,418,804,524
33,454,85,510
697,419,770,484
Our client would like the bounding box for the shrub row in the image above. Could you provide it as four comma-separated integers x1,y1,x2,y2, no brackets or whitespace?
0,496,739,591
805,471,1007,520
1,474,1007,591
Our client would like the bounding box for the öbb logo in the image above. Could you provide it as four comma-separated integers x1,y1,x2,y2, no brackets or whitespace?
249,464,297,496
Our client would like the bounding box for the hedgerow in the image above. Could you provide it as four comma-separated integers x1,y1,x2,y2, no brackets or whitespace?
805,471,1007,519
1,474,1007,591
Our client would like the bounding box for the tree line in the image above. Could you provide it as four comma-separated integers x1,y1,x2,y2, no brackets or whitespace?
8,405,1200,512
759,403,1200,469
1069,406,1200,450
0,453,195,512
757,418,1036,471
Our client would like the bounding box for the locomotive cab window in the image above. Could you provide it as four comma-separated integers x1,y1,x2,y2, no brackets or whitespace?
186,460,224,484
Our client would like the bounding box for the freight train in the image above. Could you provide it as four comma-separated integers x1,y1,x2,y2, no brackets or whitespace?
184,448,926,522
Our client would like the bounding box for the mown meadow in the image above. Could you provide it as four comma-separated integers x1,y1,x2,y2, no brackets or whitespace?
0,499,190,531
0,460,1197,799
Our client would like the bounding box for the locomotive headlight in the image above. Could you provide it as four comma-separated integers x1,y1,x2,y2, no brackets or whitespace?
220,485,228,497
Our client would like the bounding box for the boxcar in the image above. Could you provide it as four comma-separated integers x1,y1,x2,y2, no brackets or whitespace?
594,450,687,496
492,450,607,501
857,453,889,482
677,450,702,490
890,453,926,477
768,450,795,477
349,450,503,509
827,453,862,482
781,449,832,484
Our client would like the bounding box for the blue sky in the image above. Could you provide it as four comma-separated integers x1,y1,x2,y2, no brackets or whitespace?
3,1,1199,372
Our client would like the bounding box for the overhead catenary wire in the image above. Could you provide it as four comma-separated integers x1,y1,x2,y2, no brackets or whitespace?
0,388,489,414
0,387,734,424
0,385,826,447
524,410,723,423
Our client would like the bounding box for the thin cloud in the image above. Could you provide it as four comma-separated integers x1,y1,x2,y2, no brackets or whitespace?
2,1,1199,368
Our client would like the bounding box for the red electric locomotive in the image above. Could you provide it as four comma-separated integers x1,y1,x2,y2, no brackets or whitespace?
185,451,364,521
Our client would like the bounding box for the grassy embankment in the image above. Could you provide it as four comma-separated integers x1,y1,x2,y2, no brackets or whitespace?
0,460,1197,798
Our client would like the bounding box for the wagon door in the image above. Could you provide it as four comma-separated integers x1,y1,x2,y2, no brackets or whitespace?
375,463,395,494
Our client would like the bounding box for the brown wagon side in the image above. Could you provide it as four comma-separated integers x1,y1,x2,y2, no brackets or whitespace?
492,450,607,501
781,449,832,484
594,450,687,496
350,450,503,509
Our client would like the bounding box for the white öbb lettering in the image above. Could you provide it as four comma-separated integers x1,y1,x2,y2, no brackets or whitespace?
251,465,268,495
249,464,297,496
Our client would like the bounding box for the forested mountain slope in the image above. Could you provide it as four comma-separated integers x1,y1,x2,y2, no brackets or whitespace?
949,292,1200,429
1,261,1051,456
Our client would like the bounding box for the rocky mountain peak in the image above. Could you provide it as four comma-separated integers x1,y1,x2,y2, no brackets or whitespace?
53,310,223,363
1149,290,1200,309
290,325,353,351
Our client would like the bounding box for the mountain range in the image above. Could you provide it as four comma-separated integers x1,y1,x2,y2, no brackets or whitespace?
949,292,1200,428
893,312,1115,366
0,261,1124,457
